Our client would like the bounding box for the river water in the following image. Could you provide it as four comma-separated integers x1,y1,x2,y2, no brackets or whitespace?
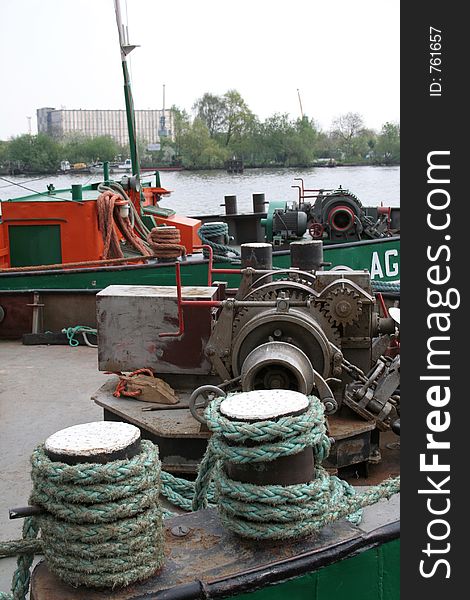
1,166,399,216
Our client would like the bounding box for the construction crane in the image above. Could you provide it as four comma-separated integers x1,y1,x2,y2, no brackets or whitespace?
297,89,304,119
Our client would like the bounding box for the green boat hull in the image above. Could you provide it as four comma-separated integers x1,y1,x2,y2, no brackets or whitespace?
239,539,399,600
0,237,399,292
29,506,399,600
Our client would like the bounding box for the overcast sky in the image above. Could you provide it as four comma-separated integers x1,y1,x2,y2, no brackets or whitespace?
0,0,399,140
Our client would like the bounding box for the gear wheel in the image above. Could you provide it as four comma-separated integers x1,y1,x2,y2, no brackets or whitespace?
231,285,307,339
322,287,362,327
229,281,340,368
234,279,341,344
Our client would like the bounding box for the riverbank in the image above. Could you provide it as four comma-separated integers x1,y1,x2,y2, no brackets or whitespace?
1,161,400,177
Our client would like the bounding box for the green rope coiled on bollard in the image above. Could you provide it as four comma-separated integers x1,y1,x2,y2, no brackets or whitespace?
0,397,400,595
191,395,400,540
0,441,164,598
197,222,241,263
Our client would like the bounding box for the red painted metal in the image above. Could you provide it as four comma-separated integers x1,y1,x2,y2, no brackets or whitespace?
328,205,356,232
159,261,185,338
158,244,241,337
181,301,221,307
376,292,389,318
192,245,243,286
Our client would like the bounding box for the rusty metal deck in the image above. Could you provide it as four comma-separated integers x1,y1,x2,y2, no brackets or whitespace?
93,379,380,474
31,494,399,600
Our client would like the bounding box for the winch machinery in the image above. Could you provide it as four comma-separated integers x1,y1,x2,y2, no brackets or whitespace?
97,242,400,471
264,187,396,244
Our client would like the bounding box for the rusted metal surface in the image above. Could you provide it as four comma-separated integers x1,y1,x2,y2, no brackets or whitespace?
94,380,206,435
96,285,218,374
324,414,376,470
226,448,315,486
327,413,375,440
96,379,210,473
30,500,399,600
0,293,33,338
94,381,382,474
42,293,96,332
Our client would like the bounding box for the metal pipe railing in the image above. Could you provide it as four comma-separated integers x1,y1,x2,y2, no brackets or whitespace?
158,249,311,338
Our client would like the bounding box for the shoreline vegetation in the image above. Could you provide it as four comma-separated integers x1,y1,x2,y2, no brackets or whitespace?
0,91,399,175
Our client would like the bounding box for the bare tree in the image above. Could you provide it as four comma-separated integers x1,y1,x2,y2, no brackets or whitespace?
330,112,366,159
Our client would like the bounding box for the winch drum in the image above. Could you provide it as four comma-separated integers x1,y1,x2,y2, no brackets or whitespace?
231,309,334,381
240,341,315,394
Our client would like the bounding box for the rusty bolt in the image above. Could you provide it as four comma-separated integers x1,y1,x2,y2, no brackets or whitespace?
170,525,190,537
324,401,335,413
333,352,343,364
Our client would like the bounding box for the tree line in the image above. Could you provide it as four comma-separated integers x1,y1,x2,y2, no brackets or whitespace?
0,90,399,174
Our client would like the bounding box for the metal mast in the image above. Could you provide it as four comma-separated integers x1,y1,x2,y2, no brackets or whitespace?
114,0,140,184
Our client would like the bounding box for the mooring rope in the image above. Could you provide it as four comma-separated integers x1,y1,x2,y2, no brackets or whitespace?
191,395,400,540
0,441,164,598
62,325,98,348
197,222,241,262
0,396,399,597
372,280,400,294
147,227,186,260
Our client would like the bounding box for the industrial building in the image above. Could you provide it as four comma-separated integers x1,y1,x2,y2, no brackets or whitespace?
36,107,173,146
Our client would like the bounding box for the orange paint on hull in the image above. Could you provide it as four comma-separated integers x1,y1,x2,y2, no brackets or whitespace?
0,200,104,267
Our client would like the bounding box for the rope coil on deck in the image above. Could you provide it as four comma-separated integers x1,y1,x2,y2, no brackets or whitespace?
0,441,164,598
190,395,400,540
147,227,186,260
197,222,241,262
0,396,400,596
96,182,153,260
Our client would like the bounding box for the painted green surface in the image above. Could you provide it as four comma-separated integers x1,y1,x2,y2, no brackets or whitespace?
0,239,399,291
235,539,400,600
8,224,62,267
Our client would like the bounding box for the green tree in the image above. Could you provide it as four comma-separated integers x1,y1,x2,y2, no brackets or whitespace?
61,134,119,164
170,105,191,159
193,93,226,137
82,136,119,163
7,134,60,173
375,122,400,164
222,90,254,146
0,140,9,166
177,118,228,168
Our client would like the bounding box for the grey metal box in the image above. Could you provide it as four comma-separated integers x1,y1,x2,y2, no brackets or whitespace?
97,285,217,374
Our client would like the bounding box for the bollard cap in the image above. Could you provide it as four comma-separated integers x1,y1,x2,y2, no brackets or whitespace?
44,421,141,463
241,242,271,248
220,390,309,421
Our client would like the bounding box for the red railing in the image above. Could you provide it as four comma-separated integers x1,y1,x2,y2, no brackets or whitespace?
159,244,243,338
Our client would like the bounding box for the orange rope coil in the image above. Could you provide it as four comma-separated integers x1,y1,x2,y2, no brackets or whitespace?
97,192,152,259
147,227,186,260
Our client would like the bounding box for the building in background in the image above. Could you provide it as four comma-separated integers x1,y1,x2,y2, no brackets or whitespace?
36,107,173,147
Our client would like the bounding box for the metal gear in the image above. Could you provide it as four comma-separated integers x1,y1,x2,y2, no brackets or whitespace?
227,282,341,374
234,279,341,345
231,285,308,340
321,287,363,327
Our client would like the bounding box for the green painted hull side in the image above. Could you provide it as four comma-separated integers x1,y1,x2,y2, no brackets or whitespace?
236,539,399,600
0,239,399,292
